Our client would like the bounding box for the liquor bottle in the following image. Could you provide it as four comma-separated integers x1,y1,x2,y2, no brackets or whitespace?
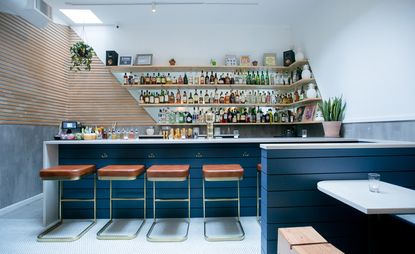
154,92,159,104
139,90,144,104
199,90,204,104
186,111,193,123
256,71,261,85
240,91,246,104
220,92,226,104
159,91,164,103
251,107,257,123
229,91,235,103
176,89,181,104
225,73,230,84
246,72,251,85
266,92,271,104
227,108,233,123
178,75,184,84
194,90,199,104
166,73,172,84
156,73,161,84
222,108,227,123
184,73,188,85
150,92,155,104
151,73,157,84
288,93,293,103
200,71,205,85
169,92,175,104
210,71,215,84
266,71,270,85
123,73,128,85
260,71,265,85
144,73,150,84
140,74,145,84
240,108,247,122
134,74,139,85
179,112,185,123
214,89,219,104
294,90,300,102
214,73,218,84
194,73,199,85
188,92,193,104
236,109,241,123
204,90,209,104
274,110,280,123
128,72,134,85
216,109,222,123
205,72,209,85
161,73,166,84
232,109,237,123
235,91,240,104
300,86,305,100
144,91,150,104
182,91,187,104
251,72,256,85
230,73,235,84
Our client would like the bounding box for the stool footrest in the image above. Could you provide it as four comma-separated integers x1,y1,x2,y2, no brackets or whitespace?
111,197,145,201
37,219,96,242
146,219,190,242
97,219,145,240
61,198,95,202
204,218,245,242
155,198,190,202
205,198,239,202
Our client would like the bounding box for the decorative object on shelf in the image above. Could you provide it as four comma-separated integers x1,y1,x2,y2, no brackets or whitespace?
146,126,155,135
210,59,217,66
252,60,258,66
240,55,251,66
319,96,346,137
169,58,176,66
263,53,277,66
134,54,153,65
295,106,305,122
283,50,295,66
301,64,312,79
295,48,305,61
106,50,118,66
119,56,133,66
225,55,237,66
69,41,94,71
306,83,317,99
302,104,316,122
314,109,324,121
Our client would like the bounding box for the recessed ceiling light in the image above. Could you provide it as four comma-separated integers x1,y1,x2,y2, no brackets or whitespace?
59,9,102,24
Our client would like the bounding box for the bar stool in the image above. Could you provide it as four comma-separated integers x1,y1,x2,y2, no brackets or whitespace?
202,164,245,241
257,163,262,222
96,165,146,240
146,164,190,242
37,165,96,242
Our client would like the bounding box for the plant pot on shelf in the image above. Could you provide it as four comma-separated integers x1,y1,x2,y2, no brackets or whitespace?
322,121,342,138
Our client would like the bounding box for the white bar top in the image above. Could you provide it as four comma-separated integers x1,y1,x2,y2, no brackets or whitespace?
317,180,415,214
44,137,355,145
260,139,415,150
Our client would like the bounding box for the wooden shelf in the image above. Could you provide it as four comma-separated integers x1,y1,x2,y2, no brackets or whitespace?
108,60,308,73
156,121,322,126
139,98,321,108
124,78,315,90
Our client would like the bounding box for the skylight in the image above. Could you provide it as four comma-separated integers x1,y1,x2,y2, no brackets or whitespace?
60,9,102,24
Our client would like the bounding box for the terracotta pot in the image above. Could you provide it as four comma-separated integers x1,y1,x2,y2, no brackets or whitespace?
322,121,342,138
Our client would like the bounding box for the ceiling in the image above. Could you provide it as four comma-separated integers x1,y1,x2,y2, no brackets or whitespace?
46,0,321,26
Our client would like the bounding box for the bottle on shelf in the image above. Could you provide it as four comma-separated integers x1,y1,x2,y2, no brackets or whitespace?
145,73,151,84
151,73,156,84
194,90,199,104
188,92,193,104
156,73,161,84
184,73,188,85
123,73,128,85
200,70,205,85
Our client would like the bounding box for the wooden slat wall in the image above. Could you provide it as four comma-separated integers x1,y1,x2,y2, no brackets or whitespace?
66,31,154,126
0,13,70,126
0,12,154,126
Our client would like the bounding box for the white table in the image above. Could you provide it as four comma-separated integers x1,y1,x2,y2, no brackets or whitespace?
317,180,415,214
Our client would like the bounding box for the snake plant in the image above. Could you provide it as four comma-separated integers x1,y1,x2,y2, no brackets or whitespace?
318,96,346,121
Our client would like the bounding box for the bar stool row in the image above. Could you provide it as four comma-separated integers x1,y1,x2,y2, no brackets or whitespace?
38,163,247,242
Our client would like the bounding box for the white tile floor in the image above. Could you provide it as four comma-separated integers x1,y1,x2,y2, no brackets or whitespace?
0,199,261,254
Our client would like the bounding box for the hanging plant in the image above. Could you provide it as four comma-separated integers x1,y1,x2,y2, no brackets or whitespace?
69,41,94,71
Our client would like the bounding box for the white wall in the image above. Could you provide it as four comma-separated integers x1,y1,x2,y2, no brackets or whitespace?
73,23,293,68
292,0,415,123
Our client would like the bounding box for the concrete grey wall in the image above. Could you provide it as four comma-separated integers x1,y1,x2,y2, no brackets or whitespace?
0,125,57,209
343,120,415,142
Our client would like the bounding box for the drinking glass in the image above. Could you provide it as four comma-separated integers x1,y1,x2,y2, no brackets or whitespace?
302,129,307,138
368,173,380,192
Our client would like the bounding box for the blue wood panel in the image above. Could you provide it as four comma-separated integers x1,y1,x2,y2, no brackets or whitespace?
59,143,261,219
261,147,415,254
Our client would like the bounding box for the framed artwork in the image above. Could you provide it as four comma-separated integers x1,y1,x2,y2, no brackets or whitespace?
225,55,237,66
302,105,316,122
263,53,277,66
119,56,132,66
134,54,153,65
295,106,305,122
239,55,251,66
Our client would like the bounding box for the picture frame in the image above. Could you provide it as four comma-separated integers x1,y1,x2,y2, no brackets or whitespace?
263,53,277,66
119,55,132,66
295,106,305,122
225,55,238,66
239,55,251,66
302,105,316,122
134,54,153,65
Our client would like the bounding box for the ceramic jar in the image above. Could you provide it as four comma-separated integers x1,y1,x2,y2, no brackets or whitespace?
295,48,305,61
306,83,317,99
301,64,312,79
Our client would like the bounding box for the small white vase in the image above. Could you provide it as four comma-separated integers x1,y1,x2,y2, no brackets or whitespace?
306,83,317,99
315,110,324,121
301,64,311,79
295,48,305,61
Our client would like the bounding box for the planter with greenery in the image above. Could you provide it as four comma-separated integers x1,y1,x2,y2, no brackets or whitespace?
318,96,346,137
70,41,94,71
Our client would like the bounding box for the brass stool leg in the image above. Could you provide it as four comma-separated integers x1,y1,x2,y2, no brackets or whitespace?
146,176,190,242
37,174,97,242
203,178,245,241
97,174,146,240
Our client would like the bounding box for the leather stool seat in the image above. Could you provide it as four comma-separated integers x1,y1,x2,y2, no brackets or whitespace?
40,165,95,180
147,165,190,179
203,164,244,179
98,165,145,179
257,164,262,172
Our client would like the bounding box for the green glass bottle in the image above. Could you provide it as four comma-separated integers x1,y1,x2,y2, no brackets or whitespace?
265,70,270,85
260,71,265,85
256,71,261,85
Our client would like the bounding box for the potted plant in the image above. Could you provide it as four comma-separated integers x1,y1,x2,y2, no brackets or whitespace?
318,96,346,137
70,41,94,71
